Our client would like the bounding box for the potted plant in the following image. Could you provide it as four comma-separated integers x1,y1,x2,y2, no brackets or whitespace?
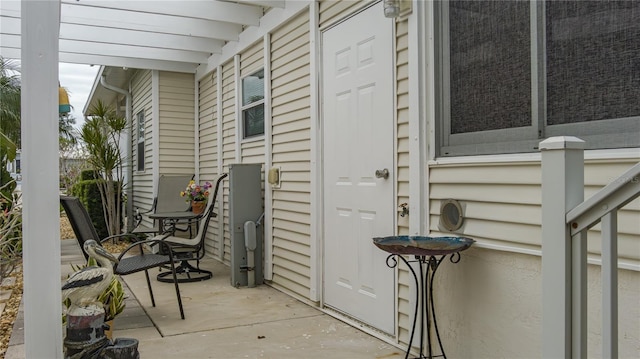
180,180,212,214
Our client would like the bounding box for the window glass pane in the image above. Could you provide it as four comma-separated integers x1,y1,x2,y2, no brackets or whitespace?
137,111,144,141
546,1,640,125
243,103,264,137
449,1,531,134
242,69,264,106
137,142,144,171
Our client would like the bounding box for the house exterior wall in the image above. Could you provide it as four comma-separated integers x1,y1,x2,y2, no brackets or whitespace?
130,70,154,221
426,158,639,358
157,71,195,175
147,0,639,356
198,70,222,257
220,60,236,265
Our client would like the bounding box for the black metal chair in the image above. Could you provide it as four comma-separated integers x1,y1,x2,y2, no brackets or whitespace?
154,173,227,283
132,174,194,237
60,195,185,319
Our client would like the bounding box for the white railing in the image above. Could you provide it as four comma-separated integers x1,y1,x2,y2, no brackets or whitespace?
540,136,640,359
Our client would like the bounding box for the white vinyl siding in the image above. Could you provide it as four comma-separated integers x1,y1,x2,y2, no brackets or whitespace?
318,0,371,28
131,70,154,224
220,61,236,265
270,10,312,299
158,71,195,175
198,70,221,257
395,17,413,347
428,159,640,265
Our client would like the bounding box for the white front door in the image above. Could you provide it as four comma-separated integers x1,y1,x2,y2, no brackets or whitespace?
322,2,395,334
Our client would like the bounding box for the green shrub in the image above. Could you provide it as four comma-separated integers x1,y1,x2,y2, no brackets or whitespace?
70,179,123,239
79,169,99,181
0,187,21,280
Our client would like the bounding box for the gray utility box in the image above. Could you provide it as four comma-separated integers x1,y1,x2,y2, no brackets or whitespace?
229,163,264,287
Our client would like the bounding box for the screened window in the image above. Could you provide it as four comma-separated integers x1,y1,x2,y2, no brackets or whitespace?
136,110,145,171
241,69,265,138
437,0,640,156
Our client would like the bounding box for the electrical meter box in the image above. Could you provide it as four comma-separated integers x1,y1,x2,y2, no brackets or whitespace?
228,163,264,287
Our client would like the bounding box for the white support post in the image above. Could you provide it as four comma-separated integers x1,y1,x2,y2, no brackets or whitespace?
540,136,586,359
21,1,63,357
601,212,618,359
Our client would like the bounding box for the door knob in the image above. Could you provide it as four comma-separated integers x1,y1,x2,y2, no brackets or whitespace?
375,168,389,179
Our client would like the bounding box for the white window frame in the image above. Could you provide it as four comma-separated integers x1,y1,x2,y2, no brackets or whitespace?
240,68,265,139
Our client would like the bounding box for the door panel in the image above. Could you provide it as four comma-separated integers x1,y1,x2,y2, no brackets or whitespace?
322,2,395,334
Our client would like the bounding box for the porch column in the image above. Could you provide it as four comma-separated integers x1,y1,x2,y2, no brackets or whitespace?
21,1,63,357
540,136,586,359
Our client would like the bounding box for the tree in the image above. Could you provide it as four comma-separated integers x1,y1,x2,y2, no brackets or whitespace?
80,100,127,236
0,57,20,199
0,57,21,147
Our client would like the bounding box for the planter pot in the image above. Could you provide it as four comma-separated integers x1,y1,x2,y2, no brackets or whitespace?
104,319,114,340
191,200,206,215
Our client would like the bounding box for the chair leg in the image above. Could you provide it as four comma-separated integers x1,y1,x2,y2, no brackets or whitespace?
169,261,185,319
144,269,156,307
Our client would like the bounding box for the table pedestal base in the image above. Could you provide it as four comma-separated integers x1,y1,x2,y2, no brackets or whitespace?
386,253,462,359
158,260,212,283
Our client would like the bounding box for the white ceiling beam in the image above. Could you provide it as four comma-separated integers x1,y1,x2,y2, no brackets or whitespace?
0,0,20,16
196,0,309,79
60,3,242,41
0,16,19,34
61,0,262,26
58,53,198,73
60,39,210,64
59,24,224,54
236,0,285,8
1,33,20,49
0,43,20,60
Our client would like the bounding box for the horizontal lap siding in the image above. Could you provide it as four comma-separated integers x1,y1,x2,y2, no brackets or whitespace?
270,10,312,299
199,70,221,256
220,61,236,265
158,72,195,175
395,18,413,347
428,159,640,264
318,0,372,28
131,70,154,224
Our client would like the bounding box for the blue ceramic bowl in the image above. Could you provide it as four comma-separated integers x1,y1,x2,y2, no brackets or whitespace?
373,235,475,256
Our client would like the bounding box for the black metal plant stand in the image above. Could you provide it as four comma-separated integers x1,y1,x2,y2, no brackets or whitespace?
386,252,463,359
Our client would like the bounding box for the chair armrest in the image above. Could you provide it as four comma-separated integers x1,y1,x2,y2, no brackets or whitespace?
100,233,141,244
116,238,177,261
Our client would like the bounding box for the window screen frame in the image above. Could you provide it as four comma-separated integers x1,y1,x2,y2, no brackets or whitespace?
435,0,640,157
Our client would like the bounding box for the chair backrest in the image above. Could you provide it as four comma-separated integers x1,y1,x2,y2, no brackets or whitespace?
155,174,194,213
188,173,228,248
60,196,102,261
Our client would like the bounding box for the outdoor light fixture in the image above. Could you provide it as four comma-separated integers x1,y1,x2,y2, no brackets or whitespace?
383,0,412,19
59,84,71,114
383,0,400,18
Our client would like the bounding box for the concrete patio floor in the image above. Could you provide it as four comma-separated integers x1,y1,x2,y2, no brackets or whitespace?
5,239,404,359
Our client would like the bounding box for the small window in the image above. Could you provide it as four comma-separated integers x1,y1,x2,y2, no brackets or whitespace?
136,110,145,171
241,69,265,138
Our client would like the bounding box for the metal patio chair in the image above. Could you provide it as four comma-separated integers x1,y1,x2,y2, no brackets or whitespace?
154,173,227,283
60,195,185,319
132,174,194,236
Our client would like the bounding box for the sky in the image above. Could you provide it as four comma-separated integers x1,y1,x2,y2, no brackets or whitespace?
58,62,100,129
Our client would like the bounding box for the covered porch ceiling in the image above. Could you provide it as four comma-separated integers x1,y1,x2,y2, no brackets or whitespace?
0,0,293,112
1,0,284,72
